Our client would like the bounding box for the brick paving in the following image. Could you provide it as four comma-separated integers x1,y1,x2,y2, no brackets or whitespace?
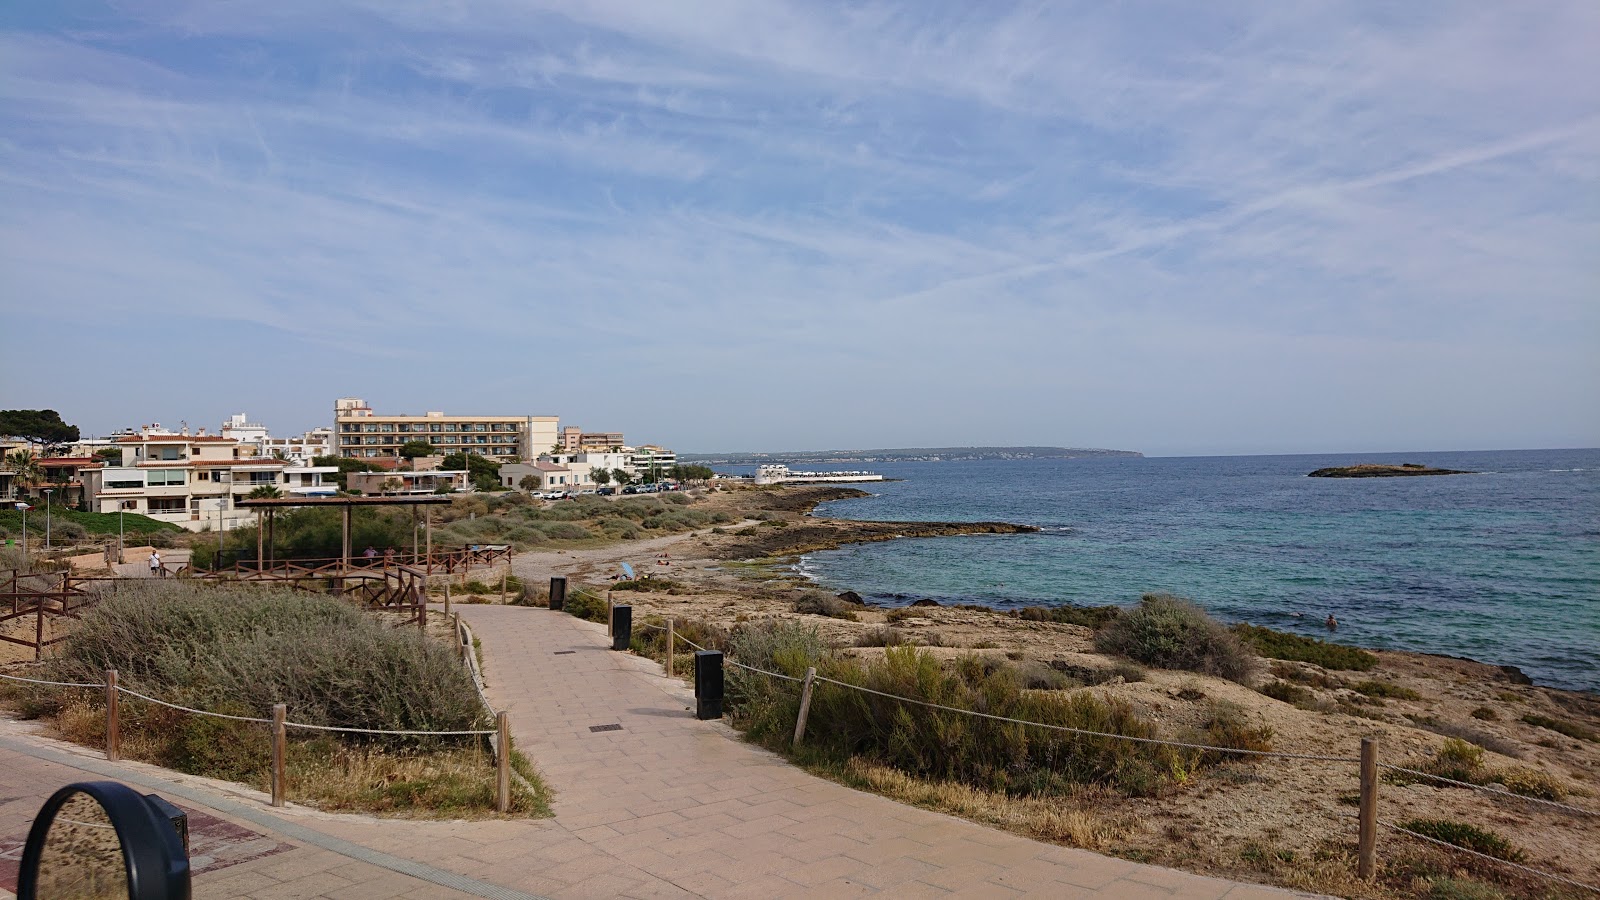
0,602,1323,898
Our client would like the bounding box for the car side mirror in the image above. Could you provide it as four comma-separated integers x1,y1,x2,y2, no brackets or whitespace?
18,781,190,899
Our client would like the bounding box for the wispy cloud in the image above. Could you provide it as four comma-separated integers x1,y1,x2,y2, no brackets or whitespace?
2,2,1596,454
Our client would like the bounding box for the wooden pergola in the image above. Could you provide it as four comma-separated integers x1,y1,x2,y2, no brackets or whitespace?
234,495,453,571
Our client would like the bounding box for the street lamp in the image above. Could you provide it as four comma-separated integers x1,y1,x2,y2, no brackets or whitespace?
42,489,53,550
13,502,30,566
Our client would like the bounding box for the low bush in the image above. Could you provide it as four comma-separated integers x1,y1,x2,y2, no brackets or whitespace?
1257,680,1312,706
1521,714,1597,742
630,616,730,668
1195,703,1275,766
1426,878,1505,900
562,588,611,624
725,622,1216,799
1470,707,1497,721
793,591,859,621
855,626,909,647
1013,606,1122,630
1094,594,1259,684
1397,819,1524,862
463,580,492,595
1351,679,1421,701
1231,623,1377,671
1494,766,1568,800
9,580,548,816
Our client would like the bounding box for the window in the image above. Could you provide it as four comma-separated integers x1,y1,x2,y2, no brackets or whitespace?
148,498,185,512
146,469,186,486
106,477,143,489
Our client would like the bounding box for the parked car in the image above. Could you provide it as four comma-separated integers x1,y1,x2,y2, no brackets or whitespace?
597,487,617,496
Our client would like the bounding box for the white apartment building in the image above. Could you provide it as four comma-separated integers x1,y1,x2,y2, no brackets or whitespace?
331,398,558,463
81,428,336,531
627,445,677,480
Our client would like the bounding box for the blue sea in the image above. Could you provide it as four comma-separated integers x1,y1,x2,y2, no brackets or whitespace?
757,450,1598,693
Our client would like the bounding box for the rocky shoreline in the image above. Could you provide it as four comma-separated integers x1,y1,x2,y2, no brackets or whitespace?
510,483,1598,897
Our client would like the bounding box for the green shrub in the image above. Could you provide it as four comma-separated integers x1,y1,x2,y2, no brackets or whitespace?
1495,766,1567,800
1257,680,1312,705
1195,704,1275,766
1231,623,1377,670
562,588,611,624
1398,819,1524,862
1521,714,1597,742
855,626,909,647
724,622,1201,799
1352,680,1421,701
630,616,730,667
1094,594,1259,683
1013,605,1122,630
1469,706,1497,721
48,581,486,743
463,580,492,595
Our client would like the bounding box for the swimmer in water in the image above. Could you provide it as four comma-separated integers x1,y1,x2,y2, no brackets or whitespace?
1326,614,1338,630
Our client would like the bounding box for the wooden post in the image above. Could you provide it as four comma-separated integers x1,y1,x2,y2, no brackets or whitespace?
453,612,465,660
425,509,432,573
105,669,120,761
792,667,818,748
256,517,264,571
1358,737,1378,880
271,703,287,808
666,618,675,677
500,571,508,604
607,592,614,634
266,509,275,568
495,711,511,814
34,598,44,661
443,581,451,617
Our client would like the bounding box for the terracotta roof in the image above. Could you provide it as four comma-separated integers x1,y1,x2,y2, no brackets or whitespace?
37,457,98,465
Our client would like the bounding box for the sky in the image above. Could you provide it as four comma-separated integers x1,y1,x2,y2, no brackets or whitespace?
2,2,1597,457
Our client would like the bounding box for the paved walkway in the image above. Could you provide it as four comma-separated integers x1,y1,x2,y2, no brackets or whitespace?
443,605,1312,898
0,604,1320,898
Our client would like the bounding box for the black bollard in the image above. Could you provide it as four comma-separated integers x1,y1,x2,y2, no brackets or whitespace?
549,576,567,611
694,650,724,720
612,604,632,651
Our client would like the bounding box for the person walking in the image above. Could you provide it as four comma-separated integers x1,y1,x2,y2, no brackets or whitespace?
149,550,163,578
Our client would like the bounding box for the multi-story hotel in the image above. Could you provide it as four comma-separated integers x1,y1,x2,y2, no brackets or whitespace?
558,426,626,453
80,427,337,531
331,398,558,462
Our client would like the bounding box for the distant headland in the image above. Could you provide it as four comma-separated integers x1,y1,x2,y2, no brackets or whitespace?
681,446,1143,465
1308,463,1473,478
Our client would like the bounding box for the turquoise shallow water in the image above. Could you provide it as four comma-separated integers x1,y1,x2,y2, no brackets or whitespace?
776,450,1599,692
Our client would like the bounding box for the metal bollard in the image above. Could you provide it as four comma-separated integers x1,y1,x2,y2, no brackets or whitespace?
694,650,724,720
611,604,632,651
548,576,566,611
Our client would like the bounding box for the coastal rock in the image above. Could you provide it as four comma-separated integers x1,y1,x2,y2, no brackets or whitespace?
911,598,942,607
1308,463,1472,478
1499,664,1534,685
836,591,864,605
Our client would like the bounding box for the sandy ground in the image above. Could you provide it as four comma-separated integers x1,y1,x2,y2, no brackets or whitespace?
506,486,1600,898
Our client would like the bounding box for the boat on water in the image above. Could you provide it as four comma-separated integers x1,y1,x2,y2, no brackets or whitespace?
753,464,884,485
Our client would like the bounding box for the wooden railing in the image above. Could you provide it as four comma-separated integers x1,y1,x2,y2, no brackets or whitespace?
0,571,100,660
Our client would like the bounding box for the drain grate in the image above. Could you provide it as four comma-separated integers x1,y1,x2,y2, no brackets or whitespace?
589,724,623,733
553,650,576,655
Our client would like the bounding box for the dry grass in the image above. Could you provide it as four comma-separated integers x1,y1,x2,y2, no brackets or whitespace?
836,758,1125,850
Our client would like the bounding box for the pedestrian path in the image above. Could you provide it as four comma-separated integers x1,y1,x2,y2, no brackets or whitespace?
0,604,1323,898
447,605,1316,898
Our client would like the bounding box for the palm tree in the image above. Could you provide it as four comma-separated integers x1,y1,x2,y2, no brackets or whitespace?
5,450,42,495
246,485,283,499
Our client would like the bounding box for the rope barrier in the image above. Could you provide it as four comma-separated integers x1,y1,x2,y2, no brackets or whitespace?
0,671,102,689
1379,764,1599,817
283,721,495,737
727,659,804,683
810,675,1363,763
1382,821,1600,894
113,687,273,724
